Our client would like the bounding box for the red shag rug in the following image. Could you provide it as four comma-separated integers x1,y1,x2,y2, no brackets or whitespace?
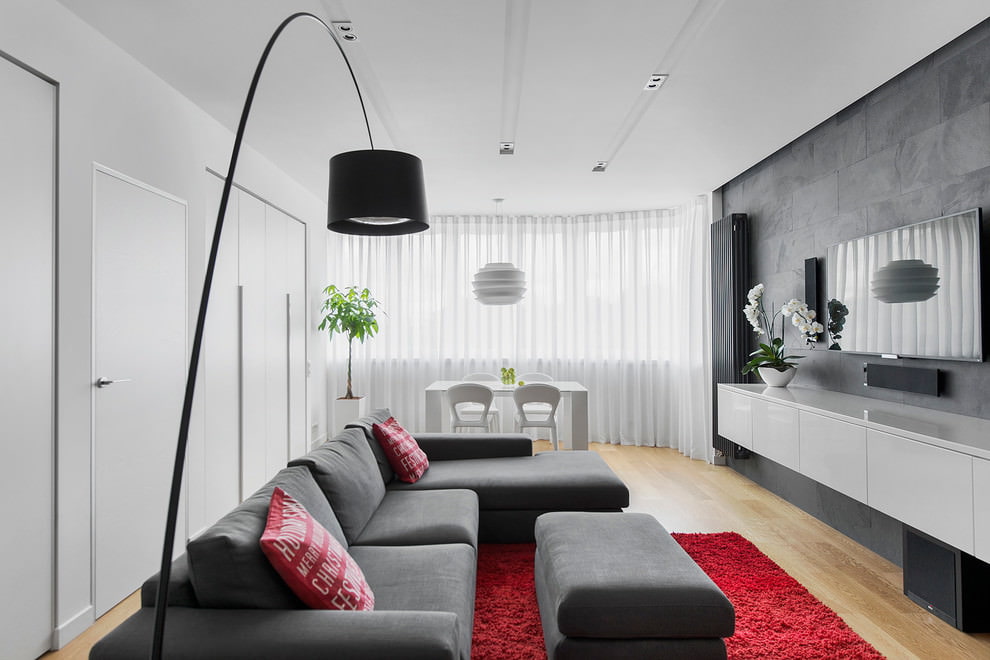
472,533,884,659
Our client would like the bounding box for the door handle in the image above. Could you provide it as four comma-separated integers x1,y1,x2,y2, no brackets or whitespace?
96,377,133,388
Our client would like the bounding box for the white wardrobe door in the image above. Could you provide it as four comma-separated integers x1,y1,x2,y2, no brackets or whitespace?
238,192,267,496
199,183,308,508
0,55,55,659
93,168,186,616
195,178,241,535
287,218,308,459
265,206,289,475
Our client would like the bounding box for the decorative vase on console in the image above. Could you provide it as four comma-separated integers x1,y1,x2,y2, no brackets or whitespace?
740,283,823,388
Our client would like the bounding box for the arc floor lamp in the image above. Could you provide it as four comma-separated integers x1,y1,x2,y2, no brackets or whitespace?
152,12,428,658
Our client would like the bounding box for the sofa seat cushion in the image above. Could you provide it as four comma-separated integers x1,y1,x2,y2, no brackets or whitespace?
187,466,347,609
90,608,462,660
288,428,386,543
350,543,476,660
387,452,629,510
353,489,479,548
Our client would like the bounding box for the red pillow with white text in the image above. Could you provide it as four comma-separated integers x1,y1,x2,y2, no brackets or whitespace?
372,416,430,483
259,487,374,611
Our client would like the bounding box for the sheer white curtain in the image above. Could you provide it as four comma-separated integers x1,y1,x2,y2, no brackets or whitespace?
325,196,713,459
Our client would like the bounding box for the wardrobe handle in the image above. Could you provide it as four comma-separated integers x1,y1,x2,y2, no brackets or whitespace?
96,377,133,388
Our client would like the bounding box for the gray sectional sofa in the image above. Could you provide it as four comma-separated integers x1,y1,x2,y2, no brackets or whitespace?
91,409,629,659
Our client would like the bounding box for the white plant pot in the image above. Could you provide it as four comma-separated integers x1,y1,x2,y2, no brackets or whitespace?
333,396,369,434
758,366,796,388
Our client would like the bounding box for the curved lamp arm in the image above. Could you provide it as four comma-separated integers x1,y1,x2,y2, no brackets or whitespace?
152,12,375,658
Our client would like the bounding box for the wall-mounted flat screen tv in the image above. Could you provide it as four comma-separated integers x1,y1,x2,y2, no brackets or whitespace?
825,208,983,361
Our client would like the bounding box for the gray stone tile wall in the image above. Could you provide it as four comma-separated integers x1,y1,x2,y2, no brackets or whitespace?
718,18,990,564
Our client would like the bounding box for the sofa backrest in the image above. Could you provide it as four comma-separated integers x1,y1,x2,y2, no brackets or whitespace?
345,408,397,484
288,427,386,543
186,465,346,609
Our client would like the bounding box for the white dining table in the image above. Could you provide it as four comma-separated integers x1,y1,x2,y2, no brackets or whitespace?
424,380,589,450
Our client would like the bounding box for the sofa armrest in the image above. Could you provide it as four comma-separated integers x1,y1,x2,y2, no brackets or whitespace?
90,607,460,660
140,554,198,608
413,433,533,460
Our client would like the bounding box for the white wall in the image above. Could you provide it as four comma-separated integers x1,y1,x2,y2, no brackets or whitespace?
0,0,329,645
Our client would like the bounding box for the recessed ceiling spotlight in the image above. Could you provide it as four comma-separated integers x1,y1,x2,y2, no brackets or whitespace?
592,161,608,173
499,142,515,155
332,21,358,42
644,73,669,91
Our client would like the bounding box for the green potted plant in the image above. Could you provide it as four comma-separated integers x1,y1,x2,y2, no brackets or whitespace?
319,285,382,425
741,283,823,387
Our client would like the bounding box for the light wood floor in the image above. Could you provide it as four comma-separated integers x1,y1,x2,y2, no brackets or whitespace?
44,442,990,660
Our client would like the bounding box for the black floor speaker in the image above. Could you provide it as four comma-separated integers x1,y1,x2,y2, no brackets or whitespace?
902,526,990,632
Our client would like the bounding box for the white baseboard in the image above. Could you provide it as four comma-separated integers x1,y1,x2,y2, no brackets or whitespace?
53,604,94,649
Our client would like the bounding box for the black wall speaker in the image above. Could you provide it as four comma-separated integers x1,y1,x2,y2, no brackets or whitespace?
903,526,990,631
804,257,819,314
864,362,940,396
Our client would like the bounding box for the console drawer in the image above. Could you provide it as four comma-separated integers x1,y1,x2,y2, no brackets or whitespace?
799,411,867,502
717,388,753,450
867,429,974,554
752,400,799,471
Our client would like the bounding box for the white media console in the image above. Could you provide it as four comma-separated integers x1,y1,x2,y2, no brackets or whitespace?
717,384,990,563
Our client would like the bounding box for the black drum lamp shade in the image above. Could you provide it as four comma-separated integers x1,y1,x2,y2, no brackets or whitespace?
328,149,429,235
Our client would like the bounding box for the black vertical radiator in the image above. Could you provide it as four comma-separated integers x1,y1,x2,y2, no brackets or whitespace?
710,213,749,459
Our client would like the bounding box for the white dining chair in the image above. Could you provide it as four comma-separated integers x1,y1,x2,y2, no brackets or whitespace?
448,382,499,432
513,383,561,450
463,372,500,382
461,372,501,420
517,372,554,414
518,372,554,382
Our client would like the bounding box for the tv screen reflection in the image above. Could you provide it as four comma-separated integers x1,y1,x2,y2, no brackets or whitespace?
825,208,982,361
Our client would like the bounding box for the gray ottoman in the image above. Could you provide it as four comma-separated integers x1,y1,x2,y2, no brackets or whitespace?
534,512,735,659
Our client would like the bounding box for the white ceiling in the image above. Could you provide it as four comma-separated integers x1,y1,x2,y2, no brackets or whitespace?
58,0,990,215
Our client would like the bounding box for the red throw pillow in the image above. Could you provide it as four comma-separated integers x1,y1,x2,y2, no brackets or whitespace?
372,416,429,483
259,487,374,611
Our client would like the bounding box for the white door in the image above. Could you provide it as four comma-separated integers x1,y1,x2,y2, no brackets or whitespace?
0,54,55,660
93,167,186,616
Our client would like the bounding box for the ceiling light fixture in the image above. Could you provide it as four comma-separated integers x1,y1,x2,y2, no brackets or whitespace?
151,12,428,659
331,21,358,42
473,199,526,305
644,73,669,90
498,0,533,157
591,0,726,172
473,262,527,305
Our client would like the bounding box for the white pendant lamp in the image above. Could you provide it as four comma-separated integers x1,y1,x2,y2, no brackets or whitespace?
473,262,526,304
474,198,525,305
871,259,940,303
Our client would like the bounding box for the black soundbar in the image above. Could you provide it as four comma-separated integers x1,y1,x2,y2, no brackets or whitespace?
864,362,940,396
